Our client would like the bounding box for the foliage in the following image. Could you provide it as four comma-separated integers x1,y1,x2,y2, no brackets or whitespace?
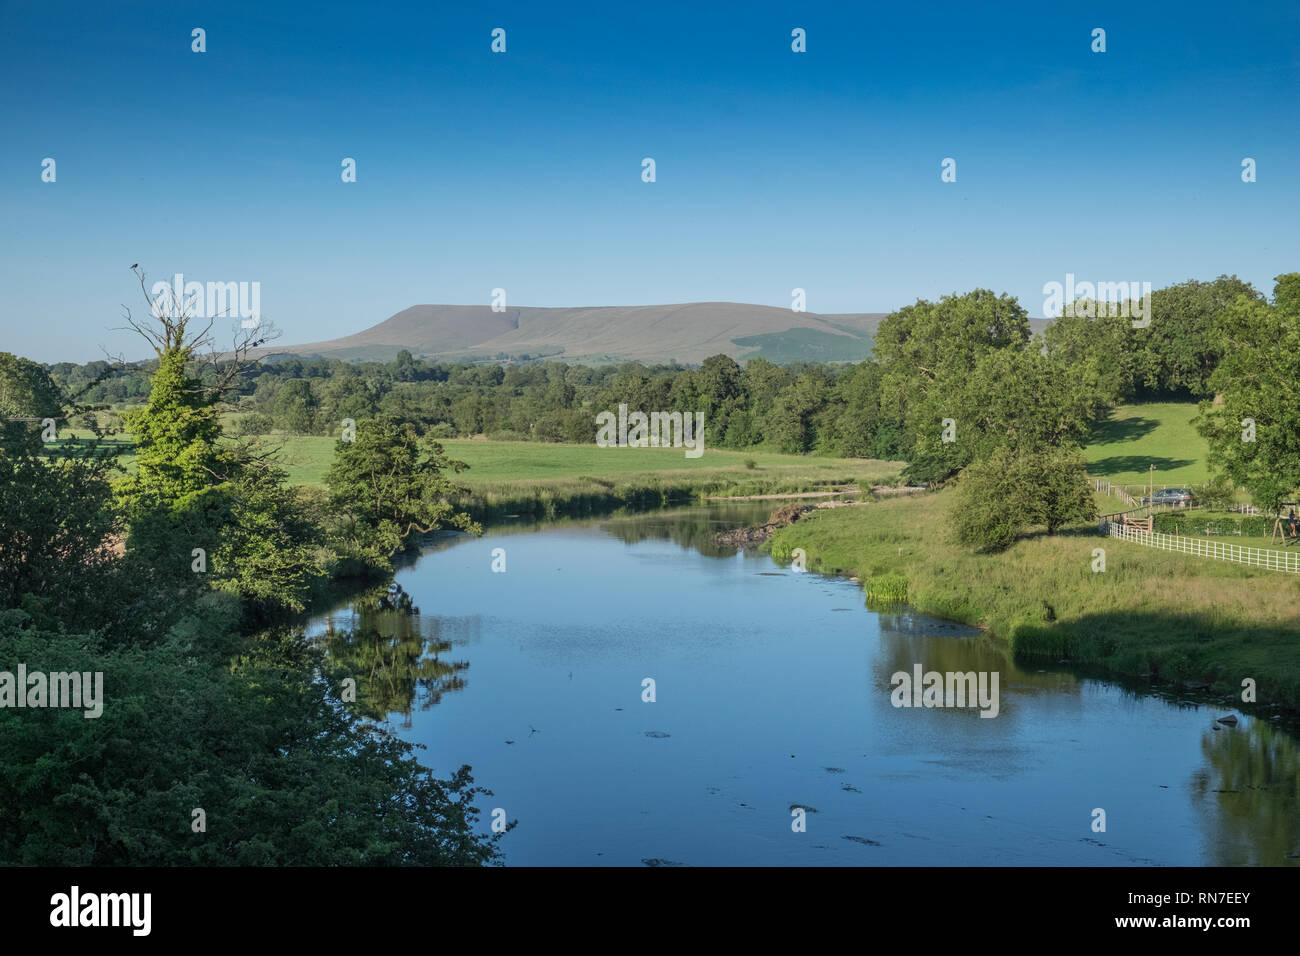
951,445,1095,551
0,446,119,613
118,349,227,506
1134,276,1264,398
1195,274,1300,514
326,416,482,556
0,353,504,865
0,351,65,455
1199,472,1237,511
0,606,505,865
951,447,1035,551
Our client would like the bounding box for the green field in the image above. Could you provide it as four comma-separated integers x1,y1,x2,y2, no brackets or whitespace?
220,400,1219,495
53,399,1220,507
253,435,903,491
1083,402,1209,488
768,489,1300,708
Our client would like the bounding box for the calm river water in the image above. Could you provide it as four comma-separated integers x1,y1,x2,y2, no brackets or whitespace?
306,503,1299,866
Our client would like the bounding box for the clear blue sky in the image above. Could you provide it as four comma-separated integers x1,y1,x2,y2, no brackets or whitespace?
2,0,1296,363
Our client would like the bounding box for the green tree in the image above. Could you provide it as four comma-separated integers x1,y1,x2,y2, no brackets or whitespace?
119,349,226,505
874,290,1031,482
768,371,827,453
0,352,65,454
951,444,1095,551
326,416,481,557
1031,445,1097,533
1134,276,1263,398
0,447,118,613
818,360,883,457
951,446,1032,551
1195,274,1300,513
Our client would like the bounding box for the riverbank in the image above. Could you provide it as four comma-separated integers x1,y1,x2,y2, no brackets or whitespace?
446,452,901,521
766,489,1300,711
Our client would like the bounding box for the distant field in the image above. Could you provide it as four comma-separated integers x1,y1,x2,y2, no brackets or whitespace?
56,400,1214,498
1083,402,1209,488
41,428,903,491
267,436,903,489
273,401,1211,491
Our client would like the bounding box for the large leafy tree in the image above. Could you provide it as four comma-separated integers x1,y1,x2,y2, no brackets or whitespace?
817,359,884,457
0,433,119,615
327,415,481,557
1195,274,1300,514
1042,309,1133,406
874,290,1031,482
959,343,1114,461
0,352,64,455
768,369,829,453
1132,275,1263,398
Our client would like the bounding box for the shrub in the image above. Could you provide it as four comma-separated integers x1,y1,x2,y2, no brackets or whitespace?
951,444,1095,552
233,412,274,437
1199,473,1236,510
1152,513,1182,534
951,448,1034,552
1241,515,1271,537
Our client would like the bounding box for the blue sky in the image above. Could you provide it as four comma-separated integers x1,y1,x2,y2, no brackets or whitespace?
2,0,1297,362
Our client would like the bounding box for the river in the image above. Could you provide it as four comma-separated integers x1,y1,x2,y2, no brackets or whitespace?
306,502,1300,866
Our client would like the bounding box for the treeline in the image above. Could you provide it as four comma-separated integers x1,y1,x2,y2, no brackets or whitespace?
50,276,1263,469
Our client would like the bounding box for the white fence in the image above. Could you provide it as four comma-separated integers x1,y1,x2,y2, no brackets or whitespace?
1092,477,1138,508
1104,522,1300,573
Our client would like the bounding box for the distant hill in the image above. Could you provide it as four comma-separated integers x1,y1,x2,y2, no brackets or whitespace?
254,303,1051,366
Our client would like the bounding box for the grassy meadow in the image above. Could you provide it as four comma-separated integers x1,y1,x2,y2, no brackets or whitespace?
245,435,901,489
70,399,1214,491
1083,402,1209,488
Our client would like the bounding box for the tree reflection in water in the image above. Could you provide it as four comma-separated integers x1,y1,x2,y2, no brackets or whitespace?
323,583,473,727
1194,716,1300,866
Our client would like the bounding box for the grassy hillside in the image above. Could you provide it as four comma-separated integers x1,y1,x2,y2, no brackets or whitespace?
1083,402,1208,487
768,490,1300,708
732,327,872,363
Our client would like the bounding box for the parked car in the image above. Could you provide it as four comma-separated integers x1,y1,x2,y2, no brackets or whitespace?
1141,487,1196,507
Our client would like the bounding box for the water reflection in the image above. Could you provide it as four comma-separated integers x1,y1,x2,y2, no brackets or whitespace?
305,502,1300,865
1195,717,1300,865
598,502,776,558
320,583,479,726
